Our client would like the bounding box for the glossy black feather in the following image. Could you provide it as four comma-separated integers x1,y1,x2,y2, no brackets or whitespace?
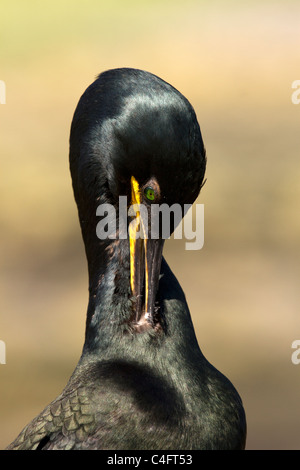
7,68,246,450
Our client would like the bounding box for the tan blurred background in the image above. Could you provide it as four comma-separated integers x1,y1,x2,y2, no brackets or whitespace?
1,0,300,450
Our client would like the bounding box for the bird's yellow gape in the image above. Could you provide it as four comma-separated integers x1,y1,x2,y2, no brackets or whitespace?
129,176,145,322
129,176,164,327
129,176,143,299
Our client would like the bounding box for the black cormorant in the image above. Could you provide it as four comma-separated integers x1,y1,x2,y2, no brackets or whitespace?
7,68,246,450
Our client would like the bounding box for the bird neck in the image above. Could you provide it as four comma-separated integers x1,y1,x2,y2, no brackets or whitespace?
81,236,132,355
77,232,204,373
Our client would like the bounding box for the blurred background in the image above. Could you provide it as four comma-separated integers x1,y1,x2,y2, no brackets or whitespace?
1,0,300,450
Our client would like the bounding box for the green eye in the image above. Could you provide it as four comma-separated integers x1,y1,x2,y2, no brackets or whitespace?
144,187,155,201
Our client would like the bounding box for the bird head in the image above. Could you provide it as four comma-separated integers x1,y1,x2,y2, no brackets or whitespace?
69,68,206,331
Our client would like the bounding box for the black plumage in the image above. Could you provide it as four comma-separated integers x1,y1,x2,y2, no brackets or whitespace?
7,68,246,450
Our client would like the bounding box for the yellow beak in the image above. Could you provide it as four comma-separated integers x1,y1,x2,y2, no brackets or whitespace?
129,176,164,327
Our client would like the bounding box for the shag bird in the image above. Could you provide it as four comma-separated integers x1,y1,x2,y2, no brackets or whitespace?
7,68,246,450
